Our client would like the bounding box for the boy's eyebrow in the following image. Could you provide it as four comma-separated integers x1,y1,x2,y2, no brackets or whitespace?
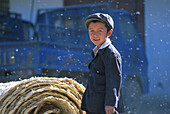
89,27,104,30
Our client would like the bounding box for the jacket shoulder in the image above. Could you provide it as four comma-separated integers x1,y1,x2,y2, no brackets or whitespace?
101,44,121,58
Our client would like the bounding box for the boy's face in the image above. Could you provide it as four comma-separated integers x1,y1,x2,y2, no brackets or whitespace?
88,22,112,48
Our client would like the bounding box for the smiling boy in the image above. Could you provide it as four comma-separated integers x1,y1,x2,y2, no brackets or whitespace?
81,13,124,114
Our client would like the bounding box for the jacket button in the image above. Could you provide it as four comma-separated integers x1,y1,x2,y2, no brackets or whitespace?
96,70,100,73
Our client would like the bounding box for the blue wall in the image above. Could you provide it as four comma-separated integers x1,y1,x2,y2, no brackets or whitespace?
145,0,170,98
10,0,63,23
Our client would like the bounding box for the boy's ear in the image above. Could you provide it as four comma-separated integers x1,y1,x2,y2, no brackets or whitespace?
107,29,113,37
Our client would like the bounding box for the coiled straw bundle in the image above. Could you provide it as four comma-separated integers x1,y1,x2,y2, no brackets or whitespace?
0,77,85,114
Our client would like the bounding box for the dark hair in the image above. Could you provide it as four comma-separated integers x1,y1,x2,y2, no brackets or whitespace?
87,20,111,33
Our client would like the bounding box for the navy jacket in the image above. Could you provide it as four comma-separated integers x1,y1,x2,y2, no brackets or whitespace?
81,44,124,113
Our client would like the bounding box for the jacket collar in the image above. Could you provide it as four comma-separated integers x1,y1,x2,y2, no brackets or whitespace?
93,38,111,56
89,38,111,69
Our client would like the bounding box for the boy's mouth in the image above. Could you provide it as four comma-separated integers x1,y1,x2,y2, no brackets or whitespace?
93,39,100,41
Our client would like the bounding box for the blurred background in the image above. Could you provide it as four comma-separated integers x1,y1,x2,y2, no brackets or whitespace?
0,0,170,113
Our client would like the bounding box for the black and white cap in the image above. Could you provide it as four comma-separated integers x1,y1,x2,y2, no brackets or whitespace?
84,13,114,30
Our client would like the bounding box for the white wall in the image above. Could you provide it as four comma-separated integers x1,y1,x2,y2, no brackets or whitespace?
10,0,63,23
145,0,170,97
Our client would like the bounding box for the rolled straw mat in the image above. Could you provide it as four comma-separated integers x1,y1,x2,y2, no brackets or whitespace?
0,77,86,114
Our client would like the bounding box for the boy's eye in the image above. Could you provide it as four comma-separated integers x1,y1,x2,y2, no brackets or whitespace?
89,30,94,33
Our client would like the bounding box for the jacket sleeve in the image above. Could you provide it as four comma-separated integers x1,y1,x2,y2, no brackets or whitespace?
81,89,88,111
103,53,122,108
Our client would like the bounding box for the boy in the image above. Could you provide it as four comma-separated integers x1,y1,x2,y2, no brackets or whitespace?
81,13,124,114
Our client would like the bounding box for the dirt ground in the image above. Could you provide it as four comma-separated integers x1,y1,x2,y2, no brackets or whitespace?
139,95,170,114
123,94,170,114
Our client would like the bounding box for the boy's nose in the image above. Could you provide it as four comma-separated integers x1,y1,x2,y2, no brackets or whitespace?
92,31,97,36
